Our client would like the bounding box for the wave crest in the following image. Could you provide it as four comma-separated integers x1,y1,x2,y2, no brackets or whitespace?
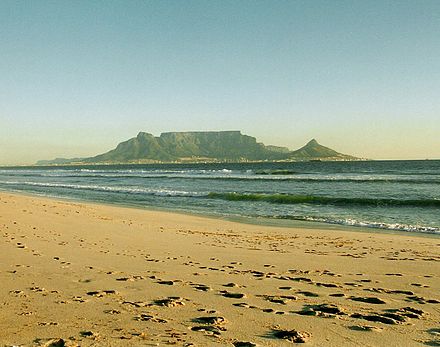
207,192,440,207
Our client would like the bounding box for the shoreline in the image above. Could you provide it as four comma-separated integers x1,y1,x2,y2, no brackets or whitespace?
2,188,439,240
0,191,439,346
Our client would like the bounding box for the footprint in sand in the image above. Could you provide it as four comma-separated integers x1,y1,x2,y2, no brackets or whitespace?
296,291,320,297
385,273,403,277
78,279,92,283
233,342,257,347
270,329,311,343
72,296,88,303
134,314,168,323
117,275,145,282
191,283,212,292
223,282,241,288
197,308,218,314
190,316,228,336
9,290,27,297
349,325,383,332
41,338,68,347
86,290,118,297
411,283,430,288
351,307,425,325
157,280,177,285
295,303,346,317
38,322,58,326
153,297,186,307
79,330,99,339
190,325,224,336
427,328,440,337
258,295,297,305
350,296,386,304
193,316,227,325
220,291,246,299
329,293,346,297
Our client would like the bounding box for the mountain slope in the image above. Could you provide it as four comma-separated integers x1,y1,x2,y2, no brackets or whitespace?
85,132,176,163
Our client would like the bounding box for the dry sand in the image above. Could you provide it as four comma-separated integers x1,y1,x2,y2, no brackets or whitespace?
0,192,439,346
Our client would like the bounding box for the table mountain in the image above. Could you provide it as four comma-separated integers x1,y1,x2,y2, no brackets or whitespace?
36,131,358,164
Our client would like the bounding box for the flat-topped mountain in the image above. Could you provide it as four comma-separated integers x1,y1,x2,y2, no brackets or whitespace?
36,131,358,165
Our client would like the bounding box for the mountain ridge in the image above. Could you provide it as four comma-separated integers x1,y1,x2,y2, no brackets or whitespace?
36,131,359,165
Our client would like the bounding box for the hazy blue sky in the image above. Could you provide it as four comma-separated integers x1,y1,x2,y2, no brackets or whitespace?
1,0,439,164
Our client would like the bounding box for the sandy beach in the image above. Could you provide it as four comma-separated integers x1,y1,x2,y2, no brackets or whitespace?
0,192,439,346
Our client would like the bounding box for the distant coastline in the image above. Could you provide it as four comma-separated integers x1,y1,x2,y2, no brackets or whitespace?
7,158,440,169
33,157,367,167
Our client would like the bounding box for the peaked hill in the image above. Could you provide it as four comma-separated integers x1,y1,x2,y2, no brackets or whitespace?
290,139,356,160
36,131,358,164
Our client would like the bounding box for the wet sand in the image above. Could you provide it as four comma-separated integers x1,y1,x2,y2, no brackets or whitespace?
0,192,439,346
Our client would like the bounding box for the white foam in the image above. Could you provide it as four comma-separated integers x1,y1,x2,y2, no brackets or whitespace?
0,180,204,197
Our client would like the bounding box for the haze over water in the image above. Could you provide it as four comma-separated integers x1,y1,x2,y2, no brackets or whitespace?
1,160,439,234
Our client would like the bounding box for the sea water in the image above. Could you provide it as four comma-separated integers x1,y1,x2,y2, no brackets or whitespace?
0,160,439,234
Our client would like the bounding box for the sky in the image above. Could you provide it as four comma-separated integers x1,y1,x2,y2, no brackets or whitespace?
1,0,439,165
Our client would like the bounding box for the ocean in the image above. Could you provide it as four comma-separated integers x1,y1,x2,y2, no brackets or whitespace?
0,160,439,234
